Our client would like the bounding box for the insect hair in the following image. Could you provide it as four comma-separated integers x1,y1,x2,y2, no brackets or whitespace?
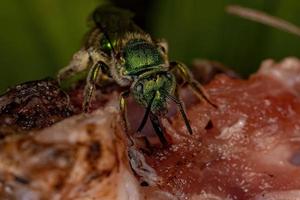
119,32,153,49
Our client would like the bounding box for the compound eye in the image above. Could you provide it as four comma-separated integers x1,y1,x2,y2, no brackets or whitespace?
136,83,143,93
100,38,112,53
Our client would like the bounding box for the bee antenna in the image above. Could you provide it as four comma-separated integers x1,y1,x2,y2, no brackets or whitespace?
137,92,156,133
92,13,117,56
162,91,193,135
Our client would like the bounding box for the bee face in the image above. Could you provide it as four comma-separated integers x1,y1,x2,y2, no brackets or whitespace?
132,71,176,115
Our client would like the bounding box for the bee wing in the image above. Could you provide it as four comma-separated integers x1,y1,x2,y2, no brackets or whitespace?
89,5,143,49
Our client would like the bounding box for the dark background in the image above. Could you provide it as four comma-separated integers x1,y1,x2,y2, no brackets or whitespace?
1,0,300,92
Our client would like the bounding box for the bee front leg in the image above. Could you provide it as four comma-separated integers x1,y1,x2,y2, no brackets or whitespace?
169,61,217,108
119,91,153,149
82,61,106,112
119,91,135,146
119,91,130,134
149,113,168,147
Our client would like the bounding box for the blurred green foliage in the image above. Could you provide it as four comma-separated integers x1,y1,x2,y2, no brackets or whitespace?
1,0,300,92
151,0,300,75
0,0,100,92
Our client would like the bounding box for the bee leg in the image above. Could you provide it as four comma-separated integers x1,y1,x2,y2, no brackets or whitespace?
82,61,106,112
119,91,135,146
169,61,217,108
137,92,156,133
136,103,151,134
119,91,130,134
149,113,168,147
163,93,193,135
120,91,155,150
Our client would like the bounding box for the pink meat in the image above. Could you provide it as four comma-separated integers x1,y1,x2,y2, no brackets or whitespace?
145,57,300,199
1,58,300,200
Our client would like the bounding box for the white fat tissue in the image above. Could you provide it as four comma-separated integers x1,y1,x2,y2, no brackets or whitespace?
217,117,247,140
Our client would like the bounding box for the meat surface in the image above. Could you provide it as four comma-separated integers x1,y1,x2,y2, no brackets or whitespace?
0,79,72,138
145,57,300,199
0,58,300,200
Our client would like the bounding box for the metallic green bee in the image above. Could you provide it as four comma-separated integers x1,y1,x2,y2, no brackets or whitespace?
58,6,216,146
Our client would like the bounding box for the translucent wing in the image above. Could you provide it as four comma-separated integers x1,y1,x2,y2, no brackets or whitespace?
91,5,143,50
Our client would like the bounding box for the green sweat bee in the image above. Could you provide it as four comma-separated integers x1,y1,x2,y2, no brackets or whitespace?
58,5,216,146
